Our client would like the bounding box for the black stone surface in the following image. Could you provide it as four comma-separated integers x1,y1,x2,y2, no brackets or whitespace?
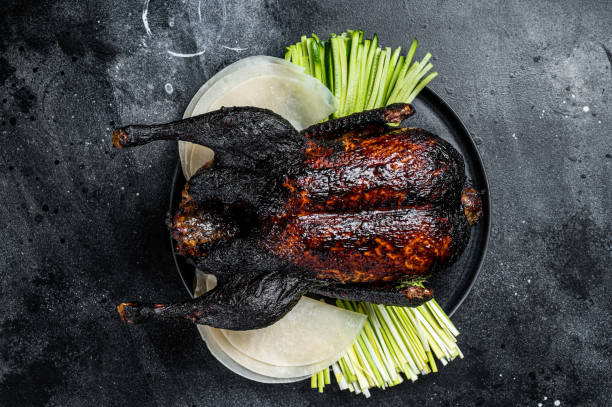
1,0,610,405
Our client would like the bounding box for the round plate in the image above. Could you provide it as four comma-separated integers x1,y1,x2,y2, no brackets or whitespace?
169,87,491,317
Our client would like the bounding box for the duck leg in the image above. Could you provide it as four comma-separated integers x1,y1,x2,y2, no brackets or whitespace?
309,283,433,308
112,106,302,167
117,269,320,330
300,103,414,139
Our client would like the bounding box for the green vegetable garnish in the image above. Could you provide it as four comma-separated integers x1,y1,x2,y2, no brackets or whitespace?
286,30,438,119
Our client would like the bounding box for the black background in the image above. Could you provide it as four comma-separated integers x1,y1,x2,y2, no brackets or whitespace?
1,1,610,406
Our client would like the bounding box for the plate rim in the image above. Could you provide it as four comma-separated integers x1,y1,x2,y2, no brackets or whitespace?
418,87,491,316
168,87,491,317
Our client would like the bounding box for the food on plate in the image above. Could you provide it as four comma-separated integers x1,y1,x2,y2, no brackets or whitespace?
113,103,482,329
110,28,485,397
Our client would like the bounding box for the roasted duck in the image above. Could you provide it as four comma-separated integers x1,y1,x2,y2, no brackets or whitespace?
113,104,482,330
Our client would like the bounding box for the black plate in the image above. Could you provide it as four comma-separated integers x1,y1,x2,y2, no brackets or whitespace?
169,87,491,316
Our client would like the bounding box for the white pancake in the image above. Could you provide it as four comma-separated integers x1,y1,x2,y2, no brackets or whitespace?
180,55,337,179
194,271,365,379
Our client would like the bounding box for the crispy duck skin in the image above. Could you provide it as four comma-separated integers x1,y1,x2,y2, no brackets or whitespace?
287,128,465,212
112,104,482,330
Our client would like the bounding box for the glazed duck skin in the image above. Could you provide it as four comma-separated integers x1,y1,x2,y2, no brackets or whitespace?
113,104,482,329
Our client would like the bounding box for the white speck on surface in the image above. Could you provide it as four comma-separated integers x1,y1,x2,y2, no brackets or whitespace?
120,186,125,191
168,16,175,28
142,0,152,36
554,401,560,406
521,220,526,224
511,133,517,140
167,49,206,58
562,100,566,104
527,279,531,283
164,83,174,94
514,292,517,296
582,106,589,112
538,404,542,407
544,396,548,400
136,192,140,196
598,120,602,124
571,94,575,98
499,373,502,377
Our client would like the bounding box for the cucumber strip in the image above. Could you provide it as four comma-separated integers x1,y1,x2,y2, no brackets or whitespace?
373,47,391,108
406,71,438,103
300,35,309,70
295,42,303,71
349,43,364,115
284,47,291,61
291,44,299,66
318,370,324,392
325,40,334,94
388,61,420,103
362,36,378,106
385,55,404,103
356,42,368,112
364,47,381,109
343,33,350,67
417,52,432,73
318,42,327,88
357,39,372,112
397,62,432,102
345,31,361,115
383,47,401,102
306,37,316,77
386,39,419,102
366,47,386,109
338,37,349,117
311,39,322,82
386,56,414,102
330,37,343,117
370,34,379,55
405,38,418,73
302,37,312,74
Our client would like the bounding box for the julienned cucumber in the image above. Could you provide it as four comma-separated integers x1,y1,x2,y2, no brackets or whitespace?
285,30,438,119
285,31,461,398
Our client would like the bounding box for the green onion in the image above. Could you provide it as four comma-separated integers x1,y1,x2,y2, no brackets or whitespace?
284,31,456,398
286,32,435,117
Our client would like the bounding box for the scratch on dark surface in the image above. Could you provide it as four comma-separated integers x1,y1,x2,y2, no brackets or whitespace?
603,44,612,77
142,0,152,36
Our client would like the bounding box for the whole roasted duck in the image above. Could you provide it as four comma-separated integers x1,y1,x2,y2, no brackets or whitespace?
113,104,482,330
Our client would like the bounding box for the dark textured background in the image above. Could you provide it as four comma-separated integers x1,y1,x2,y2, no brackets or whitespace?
1,0,610,405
